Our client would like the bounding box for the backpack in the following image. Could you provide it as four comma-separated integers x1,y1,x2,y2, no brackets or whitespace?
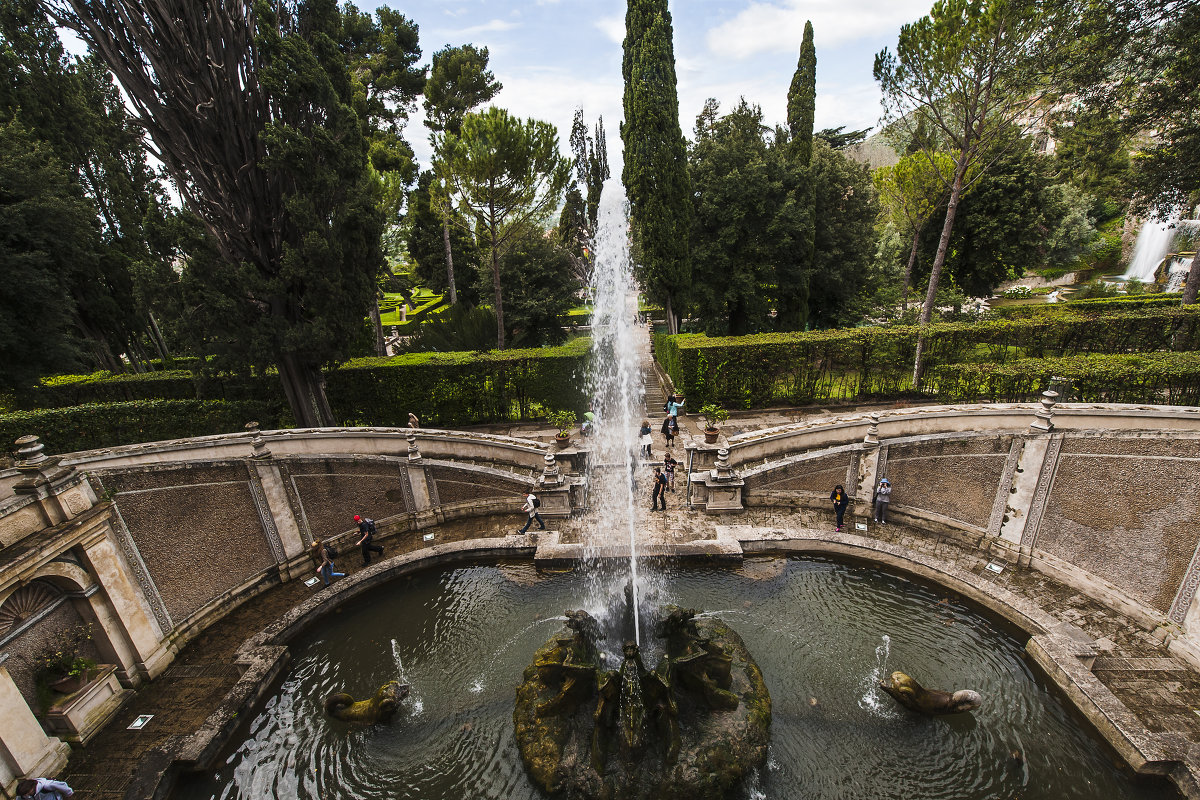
325,544,338,558
364,518,376,534
532,496,541,509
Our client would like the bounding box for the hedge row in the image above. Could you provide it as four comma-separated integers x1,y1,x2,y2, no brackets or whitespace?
929,351,1200,405
17,369,280,409
655,306,1200,407
0,399,284,456
991,294,1184,317
326,338,589,426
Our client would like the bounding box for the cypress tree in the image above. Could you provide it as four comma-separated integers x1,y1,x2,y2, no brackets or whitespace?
621,1,692,333
788,20,816,166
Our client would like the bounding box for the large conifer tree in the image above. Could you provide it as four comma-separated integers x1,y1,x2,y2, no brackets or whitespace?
621,0,691,334
787,20,816,167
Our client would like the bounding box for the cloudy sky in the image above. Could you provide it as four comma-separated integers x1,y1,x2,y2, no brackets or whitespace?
355,0,935,170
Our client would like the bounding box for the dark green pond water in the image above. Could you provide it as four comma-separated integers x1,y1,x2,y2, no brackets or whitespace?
175,558,1172,800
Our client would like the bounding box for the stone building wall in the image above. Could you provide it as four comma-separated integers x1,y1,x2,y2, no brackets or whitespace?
1038,437,1200,613
430,466,527,506
883,437,1012,529
99,465,275,624
0,591,100,709
742,454,850,494
285,459,412,542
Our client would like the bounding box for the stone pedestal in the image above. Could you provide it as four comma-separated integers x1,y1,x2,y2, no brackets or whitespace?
698,448,745,514
44,664,132,746
536,452,573,518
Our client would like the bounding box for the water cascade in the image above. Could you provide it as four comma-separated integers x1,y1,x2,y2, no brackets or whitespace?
1124,216,1178,282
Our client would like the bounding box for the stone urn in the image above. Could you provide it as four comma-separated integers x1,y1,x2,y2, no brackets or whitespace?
45,664,132,745
555,432,571,449
703,428,719,444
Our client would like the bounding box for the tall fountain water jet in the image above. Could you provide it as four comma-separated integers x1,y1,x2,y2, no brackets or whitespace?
583,179,646,644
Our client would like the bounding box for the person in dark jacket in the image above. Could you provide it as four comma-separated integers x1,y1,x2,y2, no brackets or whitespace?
354,514,384,565
830,485,849,532
651,467,668,511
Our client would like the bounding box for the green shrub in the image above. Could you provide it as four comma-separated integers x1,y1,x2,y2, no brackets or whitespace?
325,338,590,426
656,306,1200,408
991,293,1184,317
0,399,283,455
929,351,1200,405
16,369,282,410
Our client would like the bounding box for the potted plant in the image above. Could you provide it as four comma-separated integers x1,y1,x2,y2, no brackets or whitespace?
548,409,578,448
699,403,729,444
34,623,98,697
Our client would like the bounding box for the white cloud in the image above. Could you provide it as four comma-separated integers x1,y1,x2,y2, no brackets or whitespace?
445,18,520,37
594,15,624,44
706,0,932,60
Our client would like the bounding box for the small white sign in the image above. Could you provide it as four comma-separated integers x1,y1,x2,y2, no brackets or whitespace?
985,562,1004,574
303,576,321,588
423,533,435,542
128,714,154,730
855,522,868,531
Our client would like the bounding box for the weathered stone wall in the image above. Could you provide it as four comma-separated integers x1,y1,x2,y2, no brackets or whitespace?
1039,437,1200,613
883,436,1012,529
284,459,412,541
99,465,275,624
430,466,526,506
743,454,849,495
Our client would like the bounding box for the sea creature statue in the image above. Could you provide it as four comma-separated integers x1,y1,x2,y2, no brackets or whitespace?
514,606,770,800
880,670,982,715
324,679,410,723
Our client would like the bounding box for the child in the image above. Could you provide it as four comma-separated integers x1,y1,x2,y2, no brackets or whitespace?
663,453,677,492
639,419,653,458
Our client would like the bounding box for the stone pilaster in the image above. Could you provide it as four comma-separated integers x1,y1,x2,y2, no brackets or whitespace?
700,448,745,513
996,434,1064,565
11,435,97,529
0,665,70,785
79,529,173,681
855,414,883,503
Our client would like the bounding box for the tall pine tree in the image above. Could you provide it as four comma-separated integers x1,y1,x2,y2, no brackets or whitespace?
787,20,816,166
621,0,691,334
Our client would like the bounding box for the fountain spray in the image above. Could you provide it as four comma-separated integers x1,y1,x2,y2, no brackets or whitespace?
585,180,644,644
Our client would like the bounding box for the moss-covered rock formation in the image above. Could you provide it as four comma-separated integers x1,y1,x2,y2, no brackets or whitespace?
514,607,770,799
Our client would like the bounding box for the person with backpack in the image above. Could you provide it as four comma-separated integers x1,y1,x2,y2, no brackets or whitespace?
830,485,850,532
354,514,384,565
519,488,545,534
662,453,677,492
15,778,73,799
660,415,678,450
313,540,345,587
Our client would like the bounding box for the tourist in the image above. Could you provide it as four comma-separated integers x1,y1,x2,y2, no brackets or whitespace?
663,453,677,492
651,467,668,511
353,514,384,565
15,778,73,799
660,415,677,450
519,488,545,534
830,484,849,532
639,419,653,458
874,478,892,524
667,394,685,418
582,409,596,436
316,544,345,587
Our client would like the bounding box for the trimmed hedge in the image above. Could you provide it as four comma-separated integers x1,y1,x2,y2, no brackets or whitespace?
655,306,1200,407
0,399,283,455
929,351,1200,405
992,294,1184,317
327,338,589,426
17,369,281,409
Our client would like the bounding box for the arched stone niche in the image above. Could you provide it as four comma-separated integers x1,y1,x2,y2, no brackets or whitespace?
0,578,100,710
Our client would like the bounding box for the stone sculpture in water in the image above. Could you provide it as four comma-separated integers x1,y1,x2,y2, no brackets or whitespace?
880,670,982,714
514,606,770,800
324,679,410,723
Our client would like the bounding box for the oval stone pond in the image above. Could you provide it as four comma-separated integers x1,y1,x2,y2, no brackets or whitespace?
174,557,1173,800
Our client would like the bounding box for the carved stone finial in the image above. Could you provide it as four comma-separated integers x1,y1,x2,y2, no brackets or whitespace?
14,434,48,469
408,412,420,429
863,413,881,446
406,428,421,461
1029,390,1059,433
712,448,735,482
541,452,562,487
245,421,271,459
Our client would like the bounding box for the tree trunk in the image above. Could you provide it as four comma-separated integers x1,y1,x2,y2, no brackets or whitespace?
665,294,678,335
277,352,335,428
370,297,385,357
912,155,970,391
901,222,924,311
490,223,505,350
441,211,458,306
147,310,170,362
1183,256,1200,305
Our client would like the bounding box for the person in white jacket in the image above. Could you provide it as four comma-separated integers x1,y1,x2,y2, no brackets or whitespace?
874,478,892,524
16,778,74,799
